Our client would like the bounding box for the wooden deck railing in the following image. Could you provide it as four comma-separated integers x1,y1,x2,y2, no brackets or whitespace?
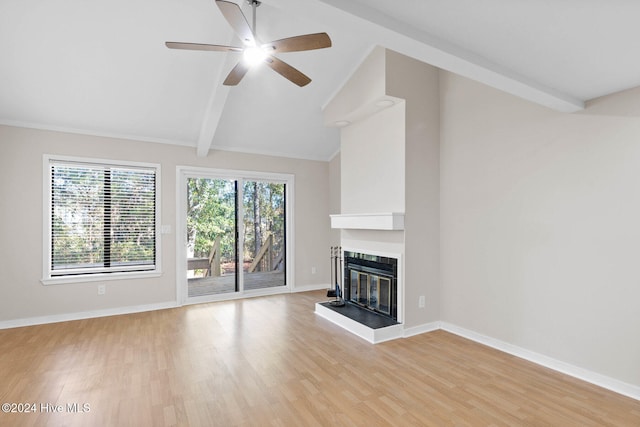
188,234,282,276
187,236,221,276
248,233,273,273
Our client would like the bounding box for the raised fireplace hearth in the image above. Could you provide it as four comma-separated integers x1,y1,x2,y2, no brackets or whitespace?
315,249,402,343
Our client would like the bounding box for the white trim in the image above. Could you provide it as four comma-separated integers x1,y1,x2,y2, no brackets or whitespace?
0,302,177,331
327,147,341,162
278,0,583,113
330,212,405,230
237,181,246,293
208,142,334,162
176,166,186,305
42,271,162,286
181,284,328,307
314,310,640,401
3,291,638,401
291,283,330,293
403,321,441,338
183,286,292,306
286,179,295,294
440,322,640,401
42,154,162,285
1,120,194,148
1,120,337,162
176,165,294,183
321,44,380,112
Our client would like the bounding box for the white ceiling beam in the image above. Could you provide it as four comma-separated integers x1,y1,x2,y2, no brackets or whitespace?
196,2,253,158
196,70,231,158
266,0,584,113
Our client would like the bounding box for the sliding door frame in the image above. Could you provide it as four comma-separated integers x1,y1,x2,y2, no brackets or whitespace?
176,166,294,305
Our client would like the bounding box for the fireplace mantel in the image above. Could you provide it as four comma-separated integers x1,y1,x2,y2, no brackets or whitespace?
330,213,405,230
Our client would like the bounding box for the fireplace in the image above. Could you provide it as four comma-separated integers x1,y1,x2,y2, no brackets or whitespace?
344,251,397,321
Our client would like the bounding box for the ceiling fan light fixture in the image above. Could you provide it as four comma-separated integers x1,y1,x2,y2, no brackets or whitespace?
166,0,332,86
243,46,268,66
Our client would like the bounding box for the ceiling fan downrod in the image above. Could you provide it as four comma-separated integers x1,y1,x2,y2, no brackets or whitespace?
247,0,261,38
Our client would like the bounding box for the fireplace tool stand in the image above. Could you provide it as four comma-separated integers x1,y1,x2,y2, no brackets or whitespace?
327,246,345,307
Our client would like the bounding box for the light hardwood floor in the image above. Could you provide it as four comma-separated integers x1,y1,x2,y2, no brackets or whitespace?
0,290,638,426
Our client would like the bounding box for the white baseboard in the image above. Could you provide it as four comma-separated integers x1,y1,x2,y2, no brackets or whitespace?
0,285,328,329
3,296,638,402
439,322,640,401
403,321,441,338
0,284,331,329
292,283,332,293
0,301,178,330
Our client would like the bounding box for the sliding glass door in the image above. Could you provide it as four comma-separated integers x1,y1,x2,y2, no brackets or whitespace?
186,177,238,297
179,168,291,304
242,181,286,291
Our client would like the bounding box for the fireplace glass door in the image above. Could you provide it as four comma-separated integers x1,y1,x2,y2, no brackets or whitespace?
344,251,398,320
349,269,393,316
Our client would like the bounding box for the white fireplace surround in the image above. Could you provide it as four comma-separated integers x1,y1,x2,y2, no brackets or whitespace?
330,212,405,230
315,247,404,343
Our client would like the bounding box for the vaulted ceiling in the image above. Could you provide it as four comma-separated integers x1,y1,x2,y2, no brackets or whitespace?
2,0,639,161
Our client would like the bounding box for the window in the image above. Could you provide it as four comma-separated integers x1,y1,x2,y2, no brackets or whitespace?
43,156,160,283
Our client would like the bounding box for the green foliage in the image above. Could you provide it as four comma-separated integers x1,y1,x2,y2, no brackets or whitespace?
242,181,285,261
51,164,156,270
186,178,285,267
52,166,102,267
187,178,236,261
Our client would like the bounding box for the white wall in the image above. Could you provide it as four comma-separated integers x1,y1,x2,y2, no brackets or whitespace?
0,125,331,323
440,71,640,386
387,50,441,326
326,47,441,328
328,152,341,248
340,103,405,214
323,47,387,127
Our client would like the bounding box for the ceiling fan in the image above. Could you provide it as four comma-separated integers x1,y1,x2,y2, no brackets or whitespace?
166,0,332,87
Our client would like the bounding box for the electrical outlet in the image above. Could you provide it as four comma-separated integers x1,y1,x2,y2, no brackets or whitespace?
98,284,106,295
418,295,425,308
311,267,317,275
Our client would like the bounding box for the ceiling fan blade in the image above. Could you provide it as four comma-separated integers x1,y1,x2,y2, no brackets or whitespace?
223,61,251,86
264,33,332,53
165,42,242,52
265,56,311,87
215,0,256,46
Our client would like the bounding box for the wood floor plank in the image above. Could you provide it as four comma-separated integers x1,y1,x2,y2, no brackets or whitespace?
0,290,639,426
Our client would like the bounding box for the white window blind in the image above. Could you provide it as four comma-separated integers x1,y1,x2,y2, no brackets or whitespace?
49,160,157,277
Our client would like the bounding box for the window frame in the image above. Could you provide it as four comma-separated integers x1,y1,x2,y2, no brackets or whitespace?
42,155,162,285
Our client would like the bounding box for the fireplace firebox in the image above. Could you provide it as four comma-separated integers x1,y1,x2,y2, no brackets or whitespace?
344,251,397,321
